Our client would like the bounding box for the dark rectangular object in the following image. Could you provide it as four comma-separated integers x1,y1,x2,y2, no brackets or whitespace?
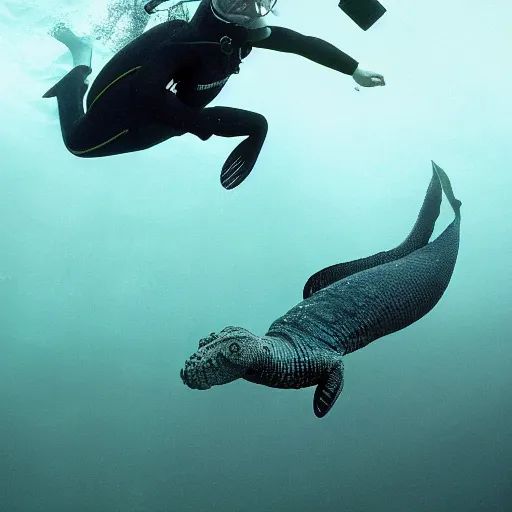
338,0,387,31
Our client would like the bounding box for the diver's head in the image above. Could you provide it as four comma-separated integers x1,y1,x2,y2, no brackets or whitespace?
180,326,263,390
211,0,277,28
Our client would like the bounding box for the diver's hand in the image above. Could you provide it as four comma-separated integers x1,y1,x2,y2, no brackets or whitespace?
352,66,385,87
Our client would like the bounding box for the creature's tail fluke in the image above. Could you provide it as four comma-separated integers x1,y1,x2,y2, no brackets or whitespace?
432,160,462,218
303,164,444,299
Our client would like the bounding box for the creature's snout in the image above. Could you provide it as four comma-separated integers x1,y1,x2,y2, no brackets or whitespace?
180,363,212,390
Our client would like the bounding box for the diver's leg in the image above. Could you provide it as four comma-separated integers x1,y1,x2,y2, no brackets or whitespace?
104,104,267,186
201,106,268,190
43,65,93,151
43,24,95,152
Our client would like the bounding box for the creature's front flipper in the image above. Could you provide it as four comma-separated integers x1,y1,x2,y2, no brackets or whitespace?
303,165,443,299
313,359,344,418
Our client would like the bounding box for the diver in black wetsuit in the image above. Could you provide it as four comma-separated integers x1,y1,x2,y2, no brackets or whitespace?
43,0,385,189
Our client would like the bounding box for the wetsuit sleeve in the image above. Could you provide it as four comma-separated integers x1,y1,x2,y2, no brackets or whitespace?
252,26,359,75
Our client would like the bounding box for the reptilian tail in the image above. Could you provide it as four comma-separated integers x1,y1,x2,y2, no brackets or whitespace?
337,161,461,354
303,162,444,299
432,161,461,218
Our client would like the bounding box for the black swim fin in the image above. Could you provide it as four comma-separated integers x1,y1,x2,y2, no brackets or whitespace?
43,65,92,99
220,135,264,190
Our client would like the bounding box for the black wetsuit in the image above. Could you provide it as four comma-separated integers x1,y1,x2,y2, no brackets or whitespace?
45,0,358,187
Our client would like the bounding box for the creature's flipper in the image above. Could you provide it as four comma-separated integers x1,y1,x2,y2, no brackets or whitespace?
220,135,263,190
42,65,92,99
313,360,344,418
303,167,442,299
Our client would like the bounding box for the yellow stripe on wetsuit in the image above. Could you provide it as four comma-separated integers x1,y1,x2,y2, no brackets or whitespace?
69,66,142,156
69,129,130,156
87,66,141,111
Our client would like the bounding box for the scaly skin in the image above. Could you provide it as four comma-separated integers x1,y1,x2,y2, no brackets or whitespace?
181,162,461,418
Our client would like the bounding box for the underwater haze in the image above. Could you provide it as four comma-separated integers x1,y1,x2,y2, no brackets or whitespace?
1,0,511,511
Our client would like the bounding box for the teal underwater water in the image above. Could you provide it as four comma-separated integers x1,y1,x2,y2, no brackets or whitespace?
1,0,511,511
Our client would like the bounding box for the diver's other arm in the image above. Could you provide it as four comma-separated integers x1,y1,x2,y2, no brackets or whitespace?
253,26,385,87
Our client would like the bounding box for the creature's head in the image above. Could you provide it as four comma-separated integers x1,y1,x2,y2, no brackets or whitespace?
211,0,277,27
180,326,264,390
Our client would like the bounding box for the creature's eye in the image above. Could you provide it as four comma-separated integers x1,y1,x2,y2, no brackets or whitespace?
229,342,240,354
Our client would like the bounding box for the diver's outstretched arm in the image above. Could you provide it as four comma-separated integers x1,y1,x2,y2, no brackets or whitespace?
253,26,358,74
253,26,385,87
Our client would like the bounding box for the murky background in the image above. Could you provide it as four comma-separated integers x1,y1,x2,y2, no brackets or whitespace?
1,0,511,510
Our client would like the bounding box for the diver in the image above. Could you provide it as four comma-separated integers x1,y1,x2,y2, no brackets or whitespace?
43,0,386,190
